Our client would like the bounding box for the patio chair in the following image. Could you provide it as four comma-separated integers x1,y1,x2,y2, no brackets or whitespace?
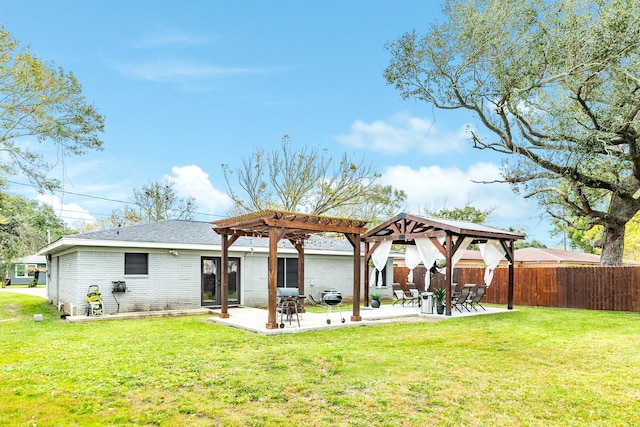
392,289,406,306
391,283,409,305
391,283,402,305
406,283,421,307
450,283,459,299
468,285,487,311
408,288,421,304
452,284,474,312
392,289,420,307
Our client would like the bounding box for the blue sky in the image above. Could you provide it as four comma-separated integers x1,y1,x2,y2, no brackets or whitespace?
2,0,556,245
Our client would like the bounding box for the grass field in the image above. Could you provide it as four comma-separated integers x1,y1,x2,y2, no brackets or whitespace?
1,291,639,426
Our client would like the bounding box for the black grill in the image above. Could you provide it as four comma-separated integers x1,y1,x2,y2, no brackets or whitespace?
322,291,342,306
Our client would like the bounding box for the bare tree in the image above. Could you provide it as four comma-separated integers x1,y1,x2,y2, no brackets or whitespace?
222,135,406,222
130,180,196,223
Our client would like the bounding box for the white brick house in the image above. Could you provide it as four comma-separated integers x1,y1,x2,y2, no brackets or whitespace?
38,220,392,315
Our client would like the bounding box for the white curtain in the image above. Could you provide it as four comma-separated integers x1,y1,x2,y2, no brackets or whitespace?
404,245,422,283
479,239,506,287
452,236,474,266
370,240,392,288
415,237,442,290
435,236,473,274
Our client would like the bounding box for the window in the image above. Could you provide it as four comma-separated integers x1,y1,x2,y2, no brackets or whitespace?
15,264,37,278
125,253,148,275
276,257,298,288
374,267,388,288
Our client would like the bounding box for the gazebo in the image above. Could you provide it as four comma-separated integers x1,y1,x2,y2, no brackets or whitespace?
211,210,368,329
361,213,524,315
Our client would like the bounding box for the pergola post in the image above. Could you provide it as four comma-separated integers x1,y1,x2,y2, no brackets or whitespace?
266,226,279,329
349,233,362,321
220,234,230,318
294,241,305,312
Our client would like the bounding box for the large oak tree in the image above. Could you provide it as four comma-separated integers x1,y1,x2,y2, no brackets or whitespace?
384,0,640,265
0,27,104,279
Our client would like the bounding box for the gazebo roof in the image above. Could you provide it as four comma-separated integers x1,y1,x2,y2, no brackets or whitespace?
362,212,524,244
212,209,368,240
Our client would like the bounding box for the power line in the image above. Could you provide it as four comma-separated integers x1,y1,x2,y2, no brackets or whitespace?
5,179,226,219
7,179,137,220
6,180,130,204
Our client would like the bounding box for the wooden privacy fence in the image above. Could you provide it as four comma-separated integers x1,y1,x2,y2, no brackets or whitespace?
393,266,640,312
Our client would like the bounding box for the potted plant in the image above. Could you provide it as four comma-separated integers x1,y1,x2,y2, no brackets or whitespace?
433,288,446,314
371,292,381,308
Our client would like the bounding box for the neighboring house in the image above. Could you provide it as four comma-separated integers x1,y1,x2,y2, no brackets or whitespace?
510,247,602,267
434,247,604,268
38,220,392,315
7,255,47,286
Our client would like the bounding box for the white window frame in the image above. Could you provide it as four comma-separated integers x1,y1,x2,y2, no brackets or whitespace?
15,264,37,278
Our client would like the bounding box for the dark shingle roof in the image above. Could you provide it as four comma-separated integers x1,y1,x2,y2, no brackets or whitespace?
47,220,354,252
73,220,220,245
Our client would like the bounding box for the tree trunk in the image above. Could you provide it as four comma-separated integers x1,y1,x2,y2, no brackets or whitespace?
600,223,625,266
598,193,640,266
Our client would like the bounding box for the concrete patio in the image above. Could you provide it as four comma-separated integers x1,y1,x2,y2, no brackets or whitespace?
0,287,514,330
206,303,515,335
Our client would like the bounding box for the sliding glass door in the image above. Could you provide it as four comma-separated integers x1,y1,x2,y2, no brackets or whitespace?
201,257,240,306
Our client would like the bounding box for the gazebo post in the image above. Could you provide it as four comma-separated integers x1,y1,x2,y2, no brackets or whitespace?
266,226,279,329
363,241,370,308
445,232,453,316
507,240,515,310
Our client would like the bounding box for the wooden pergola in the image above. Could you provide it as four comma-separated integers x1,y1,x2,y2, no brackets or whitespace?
211,210,368,329
361,213,524,315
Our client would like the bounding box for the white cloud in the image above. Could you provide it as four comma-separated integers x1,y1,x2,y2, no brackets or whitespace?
133,28,215,49
165,165,233,218
37,194,95,227
337,112,469,155
115,59,262,83
380,162,530,222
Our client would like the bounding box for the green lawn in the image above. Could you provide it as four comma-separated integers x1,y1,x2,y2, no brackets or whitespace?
1,293,639,426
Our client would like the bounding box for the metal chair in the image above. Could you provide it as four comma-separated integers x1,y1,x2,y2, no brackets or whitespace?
452,284,474,312
468,285,487,311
